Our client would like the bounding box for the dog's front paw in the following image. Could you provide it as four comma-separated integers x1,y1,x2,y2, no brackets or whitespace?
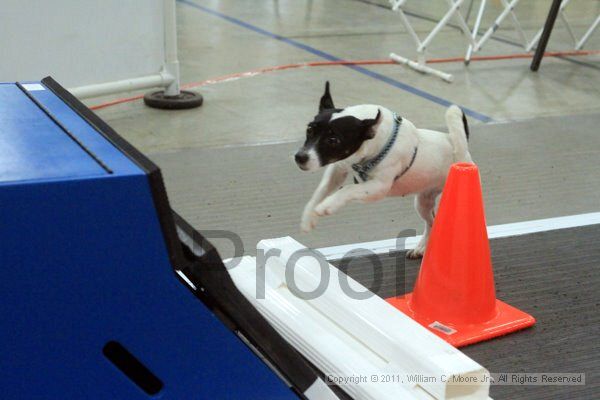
315,197,341,216
406,248,424,259
300,211,319,232
406,241,428,259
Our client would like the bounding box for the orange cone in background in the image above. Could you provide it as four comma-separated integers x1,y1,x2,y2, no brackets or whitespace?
387,163,535,347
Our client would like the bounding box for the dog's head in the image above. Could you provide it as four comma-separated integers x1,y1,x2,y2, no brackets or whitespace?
295,82,381,171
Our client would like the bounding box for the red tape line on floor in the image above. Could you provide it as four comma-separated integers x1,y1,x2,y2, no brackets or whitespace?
89,50,600,111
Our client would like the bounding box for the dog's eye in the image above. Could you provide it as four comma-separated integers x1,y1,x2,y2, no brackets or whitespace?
307,127,314,137
326,137,341,146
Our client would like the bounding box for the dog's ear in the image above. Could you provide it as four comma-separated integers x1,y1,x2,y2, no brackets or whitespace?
361,109,382,139
319,81,335,112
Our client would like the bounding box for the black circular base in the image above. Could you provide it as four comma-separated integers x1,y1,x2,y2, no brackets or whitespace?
143,90,203,110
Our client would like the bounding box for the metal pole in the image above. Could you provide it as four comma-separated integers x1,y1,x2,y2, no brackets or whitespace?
526,0,571,52
465,0,486,64
418,0,466,52
530,0,563,71
143,0,202,109
473,0,521,52
163,0,181,96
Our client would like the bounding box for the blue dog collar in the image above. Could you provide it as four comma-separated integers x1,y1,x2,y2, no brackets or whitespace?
352,113,403,183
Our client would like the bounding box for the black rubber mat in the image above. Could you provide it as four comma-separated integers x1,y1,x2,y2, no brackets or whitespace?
333,225,600,399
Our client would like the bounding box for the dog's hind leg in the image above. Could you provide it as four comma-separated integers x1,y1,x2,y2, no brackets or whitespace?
406,191,438,259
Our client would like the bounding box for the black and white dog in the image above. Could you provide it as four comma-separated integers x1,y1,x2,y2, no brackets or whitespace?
295,82,472,259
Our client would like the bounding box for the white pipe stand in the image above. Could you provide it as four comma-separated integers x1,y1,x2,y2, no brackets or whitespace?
69,0,180,100
389,0,476,83
69,0,201,109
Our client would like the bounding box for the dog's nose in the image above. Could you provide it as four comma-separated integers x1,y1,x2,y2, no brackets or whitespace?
295,152,309,164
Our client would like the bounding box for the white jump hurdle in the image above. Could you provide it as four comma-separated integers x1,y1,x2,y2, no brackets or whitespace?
229,237,492,400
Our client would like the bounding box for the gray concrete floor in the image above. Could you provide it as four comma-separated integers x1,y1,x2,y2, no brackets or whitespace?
150,113,600,258
91,0,600,153
85,0,600,256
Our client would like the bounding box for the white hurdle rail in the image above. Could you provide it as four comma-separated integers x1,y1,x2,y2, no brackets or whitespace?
229,236,493,400
389,0,476,82
578,14,600,49
526,0,600,51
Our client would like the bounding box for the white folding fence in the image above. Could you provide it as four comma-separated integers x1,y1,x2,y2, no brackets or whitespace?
388,0,600,81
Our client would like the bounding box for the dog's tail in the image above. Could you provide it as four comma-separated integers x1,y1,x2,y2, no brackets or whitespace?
445,105,473,163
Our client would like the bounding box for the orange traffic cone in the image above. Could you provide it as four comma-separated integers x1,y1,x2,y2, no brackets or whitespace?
387,163,535,347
